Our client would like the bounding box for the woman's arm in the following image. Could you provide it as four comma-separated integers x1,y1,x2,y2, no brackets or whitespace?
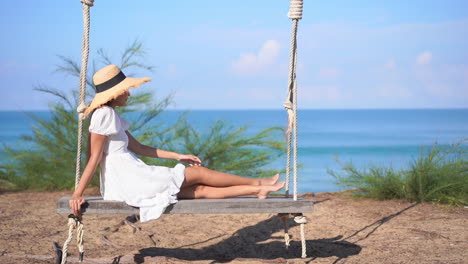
69,132,107,215
126,131,202,165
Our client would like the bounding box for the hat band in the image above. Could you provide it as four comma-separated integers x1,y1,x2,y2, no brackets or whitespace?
95,71,126,93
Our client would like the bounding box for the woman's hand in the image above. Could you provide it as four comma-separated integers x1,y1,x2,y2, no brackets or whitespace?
69,194,85,215
177,154,202,166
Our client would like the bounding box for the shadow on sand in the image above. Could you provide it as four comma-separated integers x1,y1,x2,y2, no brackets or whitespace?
126,216,361,263
110,201,417,263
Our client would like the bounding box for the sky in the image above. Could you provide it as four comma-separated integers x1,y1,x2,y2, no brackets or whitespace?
1,0,467,110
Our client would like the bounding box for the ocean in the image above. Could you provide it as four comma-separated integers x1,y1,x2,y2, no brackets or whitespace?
1,109,467,193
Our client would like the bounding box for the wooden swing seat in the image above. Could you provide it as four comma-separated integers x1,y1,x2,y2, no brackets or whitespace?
57,196,314,215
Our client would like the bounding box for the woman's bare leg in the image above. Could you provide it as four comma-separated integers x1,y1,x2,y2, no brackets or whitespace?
178,182,285,199
182,166,279,188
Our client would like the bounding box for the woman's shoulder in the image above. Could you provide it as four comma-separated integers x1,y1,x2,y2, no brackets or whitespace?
93,105,114,115
89,106,120,135
92,105,116,119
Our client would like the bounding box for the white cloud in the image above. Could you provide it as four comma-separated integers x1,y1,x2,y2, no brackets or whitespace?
230,40,280,75
416,51,432,65
165,64,178,79
301,85,344,103
377,84,411,98
318,66,340,78
246,87,283,103
415,64,468,98
384,59,397,70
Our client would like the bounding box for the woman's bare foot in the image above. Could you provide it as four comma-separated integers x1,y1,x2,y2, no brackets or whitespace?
257,181,286,199
259,174,280,186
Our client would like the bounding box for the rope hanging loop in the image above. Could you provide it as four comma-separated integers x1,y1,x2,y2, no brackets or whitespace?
80,0,94,7
294,215,307,224
278,213,292,248
61,214,85,264
294,215,308,258
288,0,303,20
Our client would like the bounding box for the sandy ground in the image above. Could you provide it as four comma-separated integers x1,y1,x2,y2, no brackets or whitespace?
0,190,466,264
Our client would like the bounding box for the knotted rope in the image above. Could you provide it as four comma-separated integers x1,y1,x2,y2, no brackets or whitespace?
278,213,308,258
287,0,303,19
61,1,94,263
294,215,308,258
278,213,291,248
284,0,302,201
61,215,85,264
283,0,308,259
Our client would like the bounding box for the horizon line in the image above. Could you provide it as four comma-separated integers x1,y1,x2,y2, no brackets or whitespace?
1,107,467,112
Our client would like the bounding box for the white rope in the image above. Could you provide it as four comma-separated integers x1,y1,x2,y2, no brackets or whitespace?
61,216,84,264
80,0,94,7
294,215,308,258
284,13,300,201
76,221,84,261
292,50,299,201
60,218,76,264
75,0,92,187
278,214,291,248
284,111,292,197
284,2,308,258
288,0,303,20
61,1,93,263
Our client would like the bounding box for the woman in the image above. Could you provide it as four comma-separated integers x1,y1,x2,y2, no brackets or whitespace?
69,64,285,222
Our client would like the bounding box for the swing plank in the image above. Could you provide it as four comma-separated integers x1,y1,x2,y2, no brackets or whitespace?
57,196,314,215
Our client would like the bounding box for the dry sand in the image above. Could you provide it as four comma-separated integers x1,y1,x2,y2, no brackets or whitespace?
0,190,466,264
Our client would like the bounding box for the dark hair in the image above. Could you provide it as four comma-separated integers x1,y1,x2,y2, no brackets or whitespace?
104,99,114,106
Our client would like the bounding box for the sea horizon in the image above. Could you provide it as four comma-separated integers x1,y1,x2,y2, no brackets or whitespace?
1,109,467,193
1,107,467,112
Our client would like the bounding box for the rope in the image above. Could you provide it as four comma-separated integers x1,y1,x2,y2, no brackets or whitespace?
75,0,93,186
284,2,307,258
284,0,301,201
76,221,85,261
61,215,84,264
294,215,308,258
80,0,94,7
278,214,291,248
288,0,303,20
61,1,93,263
284,114,292,197
292,43,299,201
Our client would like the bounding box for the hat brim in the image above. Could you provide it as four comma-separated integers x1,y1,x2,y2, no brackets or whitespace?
84,76,151,116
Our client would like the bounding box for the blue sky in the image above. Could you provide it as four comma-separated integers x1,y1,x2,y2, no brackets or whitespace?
1,0,467,110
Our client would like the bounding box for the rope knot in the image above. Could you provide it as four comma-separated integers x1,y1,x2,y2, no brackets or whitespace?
288,0,303,20
77,102,87,113
77,102,88,120
294,215,308,224
80,0,94,7
67,217,78,228
284,233,291,248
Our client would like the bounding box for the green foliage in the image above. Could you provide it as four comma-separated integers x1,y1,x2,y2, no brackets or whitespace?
176,119,285,178
329,139,468,205
138,118,286,178
1,40,286,191
1,41,171,191
0,166,19,192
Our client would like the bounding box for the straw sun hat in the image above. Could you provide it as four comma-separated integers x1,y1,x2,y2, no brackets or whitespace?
84,64,151,116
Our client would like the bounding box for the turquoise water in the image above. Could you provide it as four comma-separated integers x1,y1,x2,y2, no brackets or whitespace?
1,109,467,193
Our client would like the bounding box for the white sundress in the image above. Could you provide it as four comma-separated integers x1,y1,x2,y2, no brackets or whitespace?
89,106,186,222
